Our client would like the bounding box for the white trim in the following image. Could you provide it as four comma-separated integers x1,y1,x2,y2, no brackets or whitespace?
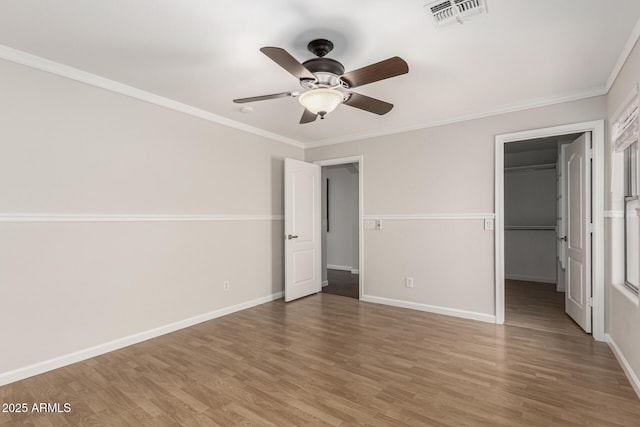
606,16,640,92
605,210,625,218
361,295,495,324
321,280,329,287
0,45,303,149
1,44,617,153
605,334,640,399
495,139,506,324
327,264,352,272
304,88,606,149
363,213,494,220
0,291,283,387
313,156,363,166
612,282,640,305
314,156,364,299
505,274,556,284
495,120,606,342
0,214,284,223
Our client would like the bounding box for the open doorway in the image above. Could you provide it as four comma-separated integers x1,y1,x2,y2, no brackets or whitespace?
503,134,585,335
314,156,364,299
321,163,360,299
495,120,605,341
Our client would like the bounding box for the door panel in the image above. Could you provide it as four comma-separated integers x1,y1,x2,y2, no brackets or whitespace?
562,133,592,333
285,158,321,302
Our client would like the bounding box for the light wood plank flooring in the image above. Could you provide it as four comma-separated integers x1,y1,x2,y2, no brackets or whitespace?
1,293,639,426
505,279,586,336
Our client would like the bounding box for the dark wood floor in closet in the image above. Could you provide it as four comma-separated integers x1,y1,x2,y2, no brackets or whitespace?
322,268,359,299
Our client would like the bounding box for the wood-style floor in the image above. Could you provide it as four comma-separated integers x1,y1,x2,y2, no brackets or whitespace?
505,279,585,336
2,292,639,426
322,269,359,299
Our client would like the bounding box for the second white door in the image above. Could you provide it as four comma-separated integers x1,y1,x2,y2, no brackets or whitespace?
562,133,592,333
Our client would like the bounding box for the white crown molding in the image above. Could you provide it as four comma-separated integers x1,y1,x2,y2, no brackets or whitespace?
304,86,607,149
605,334,640,399
606,16,640,92
0,45,304,150
0,45,615,151
0,291,284,387
363,213,494,220
361,295,495,324
0,214,284,223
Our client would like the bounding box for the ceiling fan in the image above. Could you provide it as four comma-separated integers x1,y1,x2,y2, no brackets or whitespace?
233,39,409,124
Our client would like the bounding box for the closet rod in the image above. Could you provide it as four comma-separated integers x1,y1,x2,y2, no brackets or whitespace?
505,225,556,231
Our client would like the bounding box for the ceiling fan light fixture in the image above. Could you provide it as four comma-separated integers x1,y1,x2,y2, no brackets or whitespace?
298,89,343,118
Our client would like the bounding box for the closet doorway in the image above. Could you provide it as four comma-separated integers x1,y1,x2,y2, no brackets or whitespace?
316,158,362,300
495,120,605,340
503,134,585,335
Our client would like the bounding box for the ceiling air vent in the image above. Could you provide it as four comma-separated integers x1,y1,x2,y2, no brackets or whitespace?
425,0,487,26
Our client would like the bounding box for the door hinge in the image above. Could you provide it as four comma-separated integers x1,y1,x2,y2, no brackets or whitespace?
588,148,593,159
587,297,593,307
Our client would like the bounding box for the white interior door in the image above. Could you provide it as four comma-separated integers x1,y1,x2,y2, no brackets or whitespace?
284,158,321,302
562,133,592,333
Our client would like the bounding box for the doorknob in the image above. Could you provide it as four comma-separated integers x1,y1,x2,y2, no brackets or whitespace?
560,236,567,241
287,234,299,240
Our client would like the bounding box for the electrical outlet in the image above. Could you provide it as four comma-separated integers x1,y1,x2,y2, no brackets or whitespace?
405,277,414,288
484,219,494,230
223,281,230,291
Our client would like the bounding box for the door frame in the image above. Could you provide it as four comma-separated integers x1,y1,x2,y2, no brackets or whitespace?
314,156,364,299
494,120,605,341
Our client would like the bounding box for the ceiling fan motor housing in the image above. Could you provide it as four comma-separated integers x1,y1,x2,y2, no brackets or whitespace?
301,57,346,89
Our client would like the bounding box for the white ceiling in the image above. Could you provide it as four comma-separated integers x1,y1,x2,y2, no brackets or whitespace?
1,1,639,147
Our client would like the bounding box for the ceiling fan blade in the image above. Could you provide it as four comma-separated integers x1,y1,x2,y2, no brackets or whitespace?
340,56,409,88
260,47,316,80
233,92,294,103
300,108,318,124
343,92,393,115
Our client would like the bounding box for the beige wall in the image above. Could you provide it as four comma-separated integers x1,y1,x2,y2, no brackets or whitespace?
325,165,359,271
5,41,637,389
306,96,606,318
605,38,640,391
0,59,303,377
504,165,557,284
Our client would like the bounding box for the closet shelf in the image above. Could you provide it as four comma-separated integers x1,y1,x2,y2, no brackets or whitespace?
505,225,556,231
504,163,556,173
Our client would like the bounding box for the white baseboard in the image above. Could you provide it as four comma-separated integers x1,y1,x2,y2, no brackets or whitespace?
605,334,640,399
505,274,556,284
0,291,283,387
361,295,495,324
350,269,360,275
321,280,329,287
327,264,352,272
